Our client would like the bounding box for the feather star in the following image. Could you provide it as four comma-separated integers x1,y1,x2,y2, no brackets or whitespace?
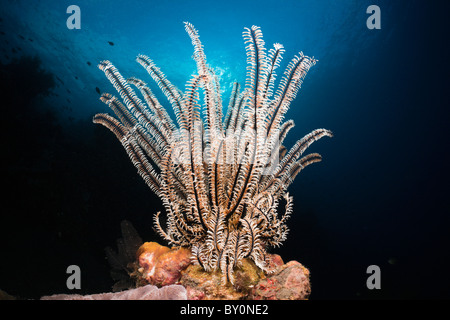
93,22,332,284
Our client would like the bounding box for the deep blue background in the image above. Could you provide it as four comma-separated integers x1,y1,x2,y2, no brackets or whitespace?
0,0,449,299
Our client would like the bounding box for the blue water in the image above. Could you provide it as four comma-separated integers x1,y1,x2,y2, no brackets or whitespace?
1,0,449,299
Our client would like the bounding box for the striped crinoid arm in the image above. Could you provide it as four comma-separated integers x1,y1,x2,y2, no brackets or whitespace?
185,22,225,210
93,113,163,197
122,132,163,197
94,60,180,199
184,22,208,77
224,26,271,226
259,192,293,249
180,73,211,233
191,207,228,273
261,43,285,100
261,128,333,195
99,93,163,167
184,22,224,132
93,113,128,141
97,61,171,160
264,52,317,140
223,82,240,131
154,140,206,247
136,54,188,132
98,61,170,140
127,77,176,134
243,25,269,111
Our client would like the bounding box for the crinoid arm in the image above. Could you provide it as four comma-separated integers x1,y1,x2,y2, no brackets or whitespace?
94,22,332,284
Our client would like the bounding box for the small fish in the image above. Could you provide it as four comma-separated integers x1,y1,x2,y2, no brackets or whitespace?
95,87,101,95
0,31,5,36
108,41,114,46
388,257,399,265
67,88,71,94
18,34,25,40
28,38,33,42
74,76,79,80
87,61,92,66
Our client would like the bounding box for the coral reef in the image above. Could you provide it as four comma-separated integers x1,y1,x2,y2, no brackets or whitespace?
44,225,309,300
131,240,310,300
180,258,265,300
178,252,310,300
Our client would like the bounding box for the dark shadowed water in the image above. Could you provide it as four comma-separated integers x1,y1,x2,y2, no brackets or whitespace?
0,0,449,300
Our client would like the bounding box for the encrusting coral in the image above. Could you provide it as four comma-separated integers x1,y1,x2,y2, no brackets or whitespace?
94,22,331,295
133,240,310,300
